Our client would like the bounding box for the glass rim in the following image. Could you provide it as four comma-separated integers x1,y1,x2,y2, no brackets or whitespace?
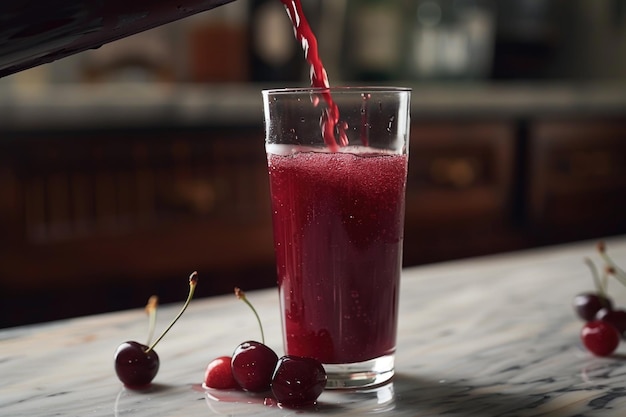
262,86,412,96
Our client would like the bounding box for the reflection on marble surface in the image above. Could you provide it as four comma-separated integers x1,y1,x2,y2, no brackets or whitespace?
3,237,626,416
201,380,396,415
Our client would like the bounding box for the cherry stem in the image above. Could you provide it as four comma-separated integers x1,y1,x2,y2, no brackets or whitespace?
145,295,158,346
584,257,605,295
145,271,198,353
234,287,265,345
597,241,626,287
602,267,609,295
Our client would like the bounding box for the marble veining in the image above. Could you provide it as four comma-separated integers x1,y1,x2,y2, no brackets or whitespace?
2,237,626,416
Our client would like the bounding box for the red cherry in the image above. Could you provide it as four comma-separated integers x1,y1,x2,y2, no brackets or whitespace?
573,292,612,321
596,308,626,339
271,355,327,407
581,320,620,357
114,341,160,387
114,272,198,388
229,288,278,392
204,356,239,389
231,341,278,392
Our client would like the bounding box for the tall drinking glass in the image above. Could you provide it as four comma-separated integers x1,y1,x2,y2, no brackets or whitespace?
262,87,410,389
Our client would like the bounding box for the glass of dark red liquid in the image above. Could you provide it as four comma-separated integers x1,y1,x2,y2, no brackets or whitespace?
263,87,411,389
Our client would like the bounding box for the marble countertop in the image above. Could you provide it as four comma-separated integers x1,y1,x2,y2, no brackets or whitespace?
3,237,626,416
0,82,625,130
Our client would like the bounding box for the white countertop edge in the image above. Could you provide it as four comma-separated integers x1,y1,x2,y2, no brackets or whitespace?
0,81,625,130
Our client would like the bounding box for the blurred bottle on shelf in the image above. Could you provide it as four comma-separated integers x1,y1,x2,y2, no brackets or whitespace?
248,0,320,83
187,0,249,83
490,0,558,80
341,0,409,82
0,0,238,78
406,0,495,80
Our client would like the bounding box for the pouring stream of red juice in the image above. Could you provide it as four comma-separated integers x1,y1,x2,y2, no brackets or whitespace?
279,0,349,150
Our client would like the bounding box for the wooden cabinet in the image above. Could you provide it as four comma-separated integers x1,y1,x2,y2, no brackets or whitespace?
527,118,626,243
403,120,525,265
0,127,277,327
406,121,515,226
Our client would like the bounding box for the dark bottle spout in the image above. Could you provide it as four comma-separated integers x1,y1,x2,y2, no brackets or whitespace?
0,0,236,78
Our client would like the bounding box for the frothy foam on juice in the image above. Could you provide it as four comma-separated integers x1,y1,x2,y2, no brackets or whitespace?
266,144,400,157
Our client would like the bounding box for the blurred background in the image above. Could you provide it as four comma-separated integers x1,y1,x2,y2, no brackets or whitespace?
1,0,626,328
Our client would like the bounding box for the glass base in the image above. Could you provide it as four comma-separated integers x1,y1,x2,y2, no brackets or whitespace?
323,354,394,389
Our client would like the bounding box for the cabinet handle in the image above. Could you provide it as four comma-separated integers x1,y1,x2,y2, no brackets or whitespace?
170,179,217,214
429,157,478,188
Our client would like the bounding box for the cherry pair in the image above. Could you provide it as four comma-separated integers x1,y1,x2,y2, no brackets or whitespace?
203,288,327,408
575,243,626,357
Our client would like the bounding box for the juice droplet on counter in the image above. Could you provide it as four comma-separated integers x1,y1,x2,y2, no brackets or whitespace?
263,397,277,407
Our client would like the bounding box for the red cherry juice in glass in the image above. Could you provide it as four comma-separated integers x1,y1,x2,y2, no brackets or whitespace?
267,146,408,364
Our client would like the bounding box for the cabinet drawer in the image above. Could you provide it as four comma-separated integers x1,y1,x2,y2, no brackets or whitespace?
0,128,275,289
3,128,270,243
528,119,626,238
406,121,516,228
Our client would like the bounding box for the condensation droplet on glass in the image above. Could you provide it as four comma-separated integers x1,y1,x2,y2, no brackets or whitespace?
361,93,371,101
300,117,305,123
387,120,393,133
351,290,359,298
